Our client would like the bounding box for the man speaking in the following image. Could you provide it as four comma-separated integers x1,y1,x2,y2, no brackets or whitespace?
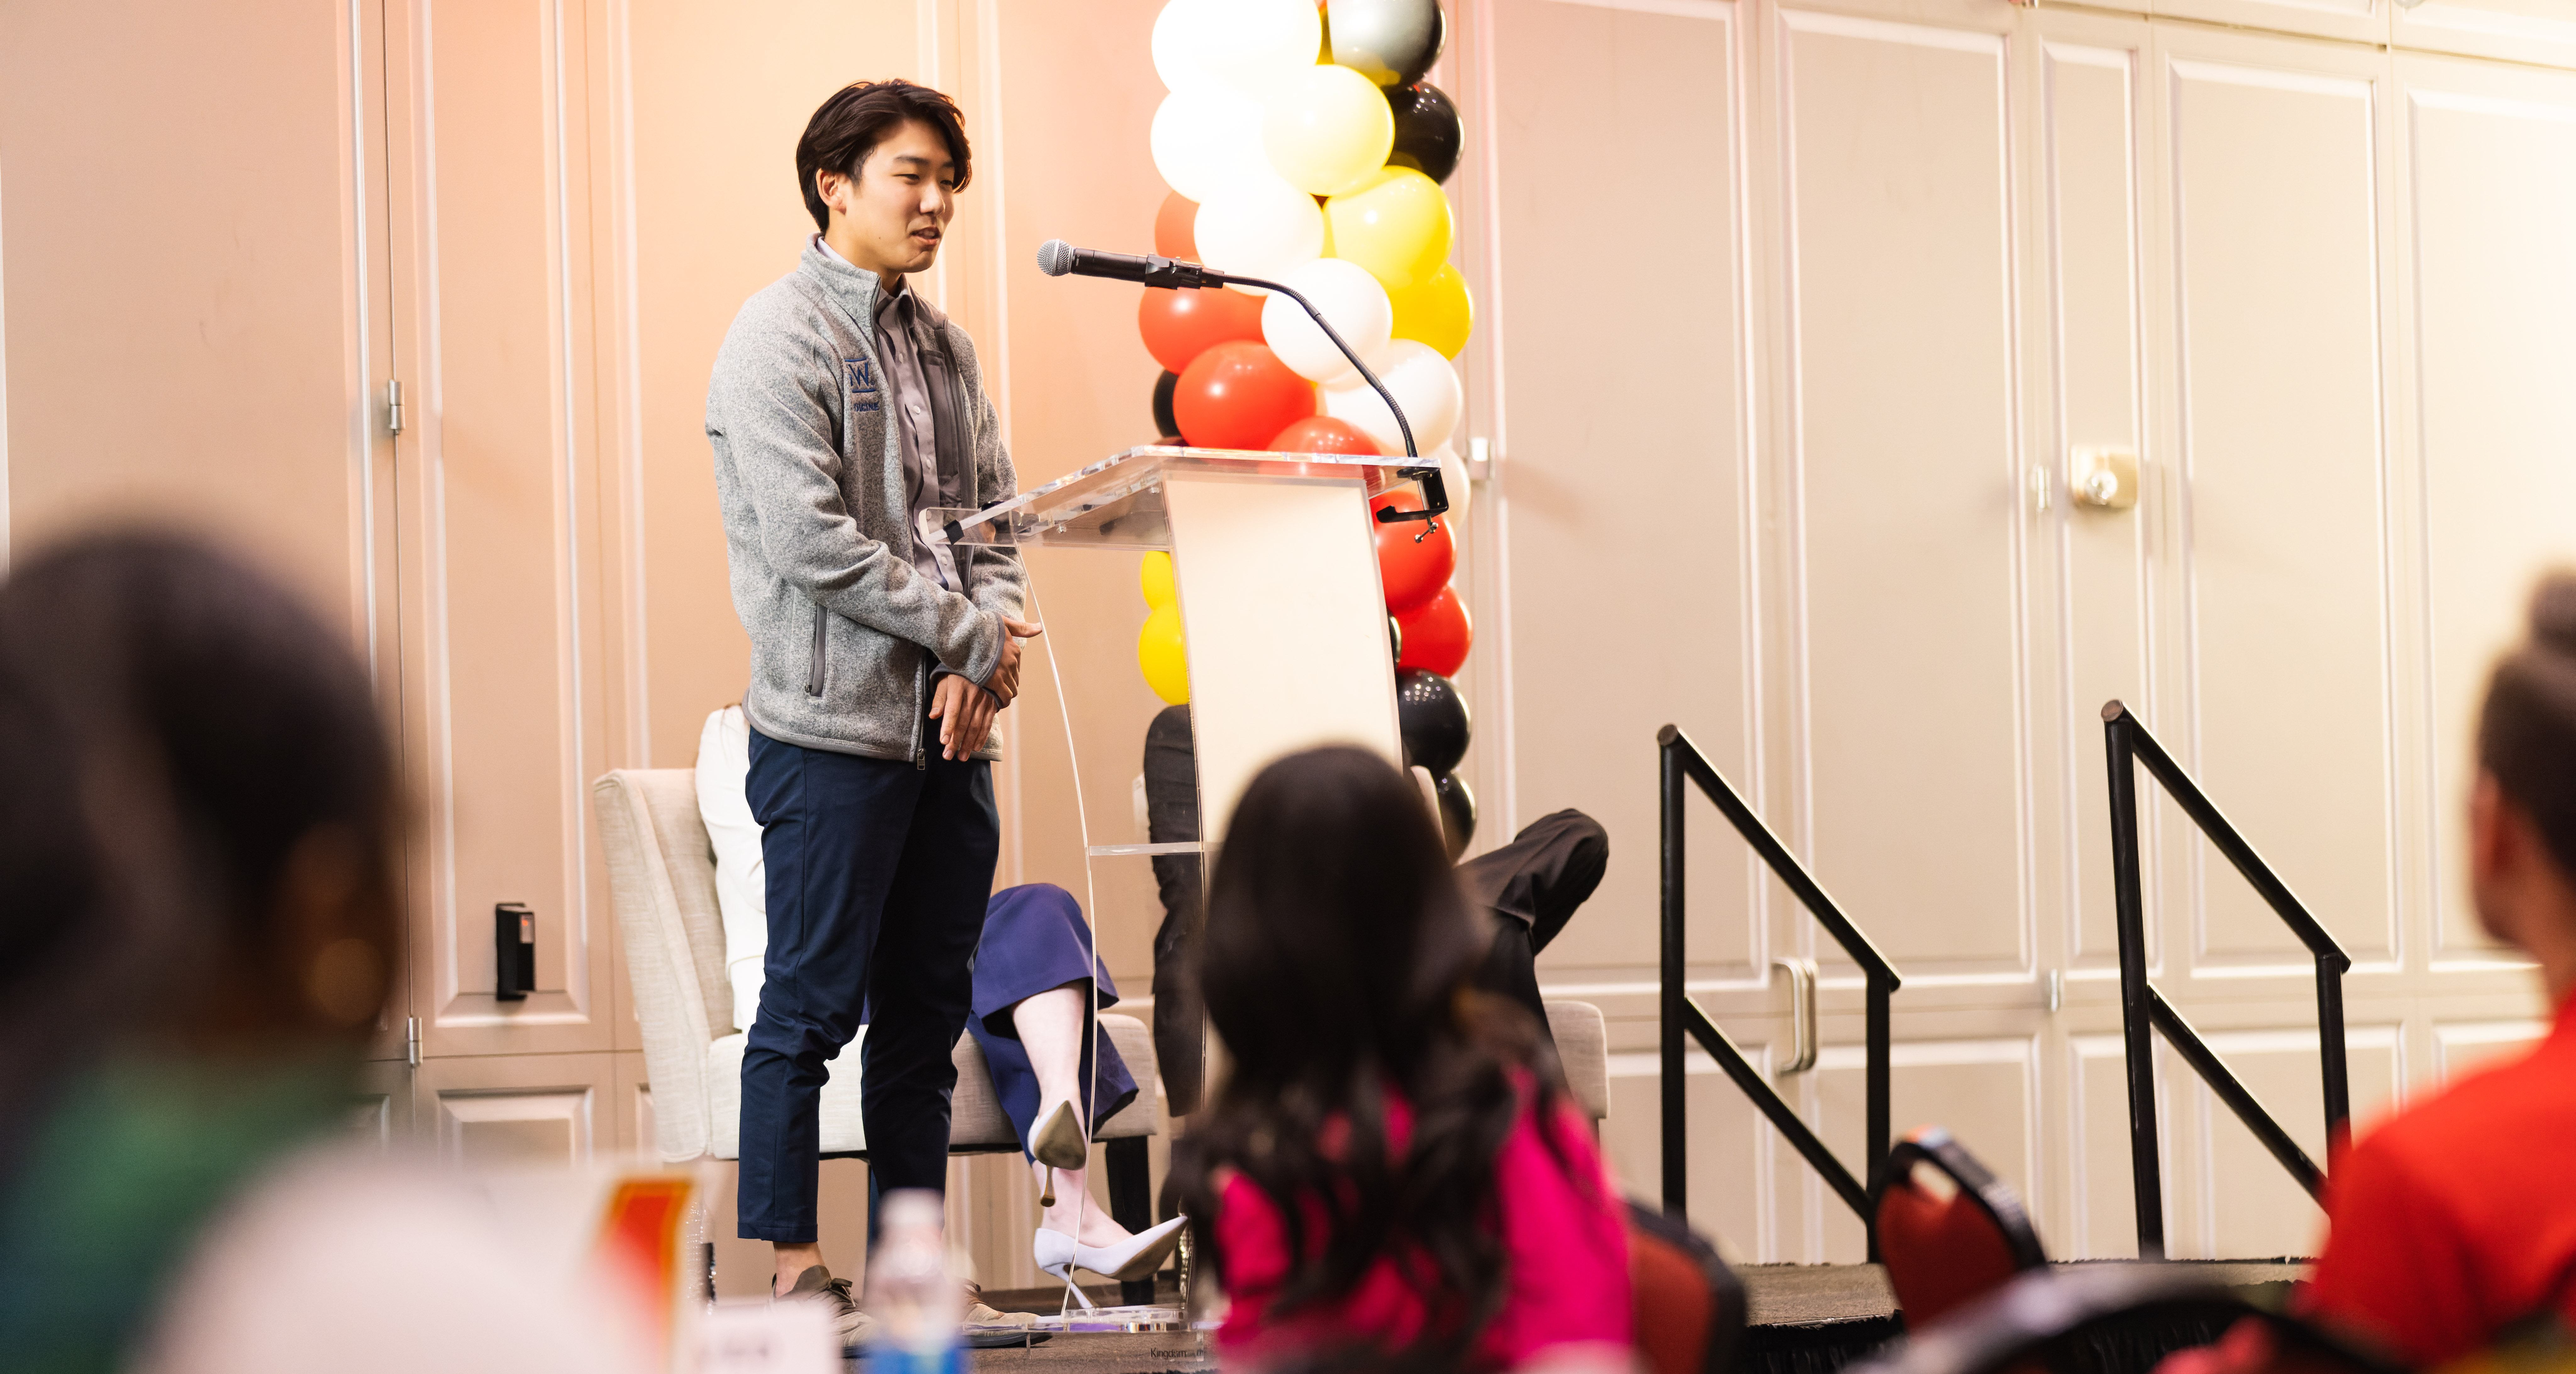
707,78,1039,1334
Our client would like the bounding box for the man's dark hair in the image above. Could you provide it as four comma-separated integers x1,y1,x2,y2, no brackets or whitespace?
796,79,972,233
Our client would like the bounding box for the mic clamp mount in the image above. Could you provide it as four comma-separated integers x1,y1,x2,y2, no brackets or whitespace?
1132,254,1217,290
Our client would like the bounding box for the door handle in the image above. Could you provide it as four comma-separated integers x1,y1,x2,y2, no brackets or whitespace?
2071,447,2138,510
1772,957,1819,1074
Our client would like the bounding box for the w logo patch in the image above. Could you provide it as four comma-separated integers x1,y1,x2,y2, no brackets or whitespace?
844,356,881,414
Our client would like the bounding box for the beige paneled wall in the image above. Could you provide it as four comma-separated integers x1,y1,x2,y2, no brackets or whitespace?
2401,52,2576,953
2161,33,2397,969
388,0,618,1057
1482,0,1760,984
0,0,388,637
1780,8,2032,982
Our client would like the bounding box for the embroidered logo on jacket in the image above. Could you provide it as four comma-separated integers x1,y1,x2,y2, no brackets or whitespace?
845,357,880,414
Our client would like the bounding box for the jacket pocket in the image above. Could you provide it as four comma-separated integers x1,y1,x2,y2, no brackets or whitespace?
806,604,827,698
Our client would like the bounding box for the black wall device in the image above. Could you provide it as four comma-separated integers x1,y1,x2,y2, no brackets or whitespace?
495,902,536,1001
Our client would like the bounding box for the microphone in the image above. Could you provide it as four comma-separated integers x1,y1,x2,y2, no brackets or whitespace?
1035,238,1447,527
1035,240,1212,289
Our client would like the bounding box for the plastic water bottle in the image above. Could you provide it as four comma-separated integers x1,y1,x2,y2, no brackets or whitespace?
863,1190,964,1374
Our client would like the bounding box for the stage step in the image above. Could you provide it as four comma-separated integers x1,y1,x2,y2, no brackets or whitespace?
963,1260,2307,1374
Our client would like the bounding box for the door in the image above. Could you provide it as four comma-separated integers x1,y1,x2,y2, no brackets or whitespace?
0,0,410,1066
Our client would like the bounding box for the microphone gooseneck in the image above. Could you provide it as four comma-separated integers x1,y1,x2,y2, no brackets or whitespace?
1036,239,1447,527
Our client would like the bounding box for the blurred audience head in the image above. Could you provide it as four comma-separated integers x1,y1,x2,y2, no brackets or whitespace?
1183,745,1549,1360
0,529,399,1146
2474,571,2576,995
1198,744,1491,1091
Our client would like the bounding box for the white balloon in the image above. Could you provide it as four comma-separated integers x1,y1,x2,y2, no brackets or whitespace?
1323,340,1462,455
1260,258,1393,383
1198,0,1323,96
1151,0,1222,95
1192,174,1324,297
1149,88,1265,204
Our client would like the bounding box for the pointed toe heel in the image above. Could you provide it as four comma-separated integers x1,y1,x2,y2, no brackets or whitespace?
1074,1214,1189,1282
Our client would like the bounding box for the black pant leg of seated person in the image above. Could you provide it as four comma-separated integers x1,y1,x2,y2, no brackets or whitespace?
1476,914,1551,1040
1142,704,1206,1115
1457,809,1611,1048
1458,808,1609,956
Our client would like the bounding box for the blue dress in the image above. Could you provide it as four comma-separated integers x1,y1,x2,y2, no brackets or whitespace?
969,884,1139,1160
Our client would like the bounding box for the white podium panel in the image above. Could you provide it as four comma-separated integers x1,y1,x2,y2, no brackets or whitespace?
1164,471,1404,841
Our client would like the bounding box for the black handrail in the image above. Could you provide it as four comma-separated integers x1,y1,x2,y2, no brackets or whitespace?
2102,701,2350,1257
1660,724,1903,1246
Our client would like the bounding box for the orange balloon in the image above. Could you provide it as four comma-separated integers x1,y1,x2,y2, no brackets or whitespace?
1395,582,1472,676
1155,190,1199,260
1269,415,1381,456
1137,285,1264,374
1174,340,1317,450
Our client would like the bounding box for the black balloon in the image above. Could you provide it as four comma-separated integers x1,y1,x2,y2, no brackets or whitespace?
1327,0,1446,88
1396,668,1470,775
1152,370,1180,437
1385,82,1463,185
1432,771,1476,860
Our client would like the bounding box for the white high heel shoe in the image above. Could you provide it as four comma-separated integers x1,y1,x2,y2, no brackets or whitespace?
1033,1215,1190,1308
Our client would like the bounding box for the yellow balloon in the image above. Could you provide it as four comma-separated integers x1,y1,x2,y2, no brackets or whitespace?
1139,551,1177,610
1138,604,1190,705
1323,167,1452,291
1388,264,1473,359
1261,64,1394,196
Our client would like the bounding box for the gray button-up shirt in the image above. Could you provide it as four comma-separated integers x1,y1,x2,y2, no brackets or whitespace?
875,281,960,591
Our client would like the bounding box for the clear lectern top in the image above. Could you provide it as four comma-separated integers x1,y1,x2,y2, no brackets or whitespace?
923,444,1425,554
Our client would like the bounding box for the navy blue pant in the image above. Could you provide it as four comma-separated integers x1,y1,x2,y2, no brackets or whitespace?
737,723,997,1244
967,884,1138,1160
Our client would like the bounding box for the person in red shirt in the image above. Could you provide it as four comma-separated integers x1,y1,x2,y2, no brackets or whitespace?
1173,746,1633,1372
2301,573,2576,1364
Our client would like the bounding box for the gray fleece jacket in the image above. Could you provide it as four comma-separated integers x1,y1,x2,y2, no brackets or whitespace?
707,241,1027,764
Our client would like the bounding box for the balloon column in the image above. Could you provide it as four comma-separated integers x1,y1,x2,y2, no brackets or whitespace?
1132,0,1482,854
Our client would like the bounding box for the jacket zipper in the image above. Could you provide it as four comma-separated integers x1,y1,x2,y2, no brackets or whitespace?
807,604,827,697
910,659,929,768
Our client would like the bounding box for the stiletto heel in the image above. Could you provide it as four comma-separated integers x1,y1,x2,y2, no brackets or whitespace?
1039,1168,1057,1208
1034,1228,1099,1314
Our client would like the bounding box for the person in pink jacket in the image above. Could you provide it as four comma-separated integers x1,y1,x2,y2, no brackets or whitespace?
1174,747,1633,1372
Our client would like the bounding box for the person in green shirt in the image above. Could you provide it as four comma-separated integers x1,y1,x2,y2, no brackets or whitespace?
0,529,402,1374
